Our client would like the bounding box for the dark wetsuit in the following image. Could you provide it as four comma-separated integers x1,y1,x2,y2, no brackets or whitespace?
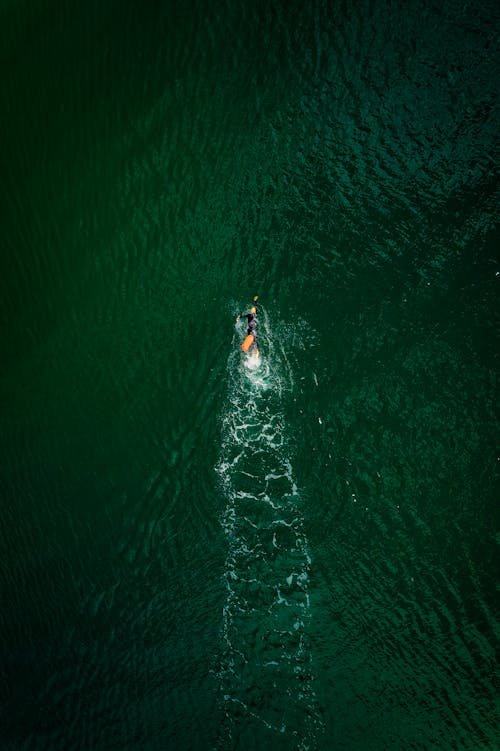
240,312,258,346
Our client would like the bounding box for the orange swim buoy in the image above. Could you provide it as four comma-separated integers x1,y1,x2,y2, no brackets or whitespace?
241,334,254,352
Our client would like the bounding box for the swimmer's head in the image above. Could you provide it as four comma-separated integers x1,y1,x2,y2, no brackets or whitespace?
250,307,256,314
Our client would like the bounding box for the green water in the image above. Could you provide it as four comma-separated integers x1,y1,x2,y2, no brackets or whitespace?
1,0,499,749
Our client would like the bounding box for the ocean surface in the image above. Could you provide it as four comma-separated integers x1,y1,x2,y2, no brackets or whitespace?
1,1,499,749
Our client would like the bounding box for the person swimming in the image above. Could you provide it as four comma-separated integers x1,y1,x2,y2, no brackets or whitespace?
236,296,259,355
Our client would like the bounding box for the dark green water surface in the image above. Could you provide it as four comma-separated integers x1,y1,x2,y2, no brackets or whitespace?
1,1,499,748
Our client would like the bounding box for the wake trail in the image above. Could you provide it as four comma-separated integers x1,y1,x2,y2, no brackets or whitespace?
215,308,322,750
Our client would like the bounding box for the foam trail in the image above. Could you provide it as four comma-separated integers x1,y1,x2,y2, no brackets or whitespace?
215,308,322,750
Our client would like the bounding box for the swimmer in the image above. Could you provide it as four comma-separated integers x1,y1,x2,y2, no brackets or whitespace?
236,296,259,356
